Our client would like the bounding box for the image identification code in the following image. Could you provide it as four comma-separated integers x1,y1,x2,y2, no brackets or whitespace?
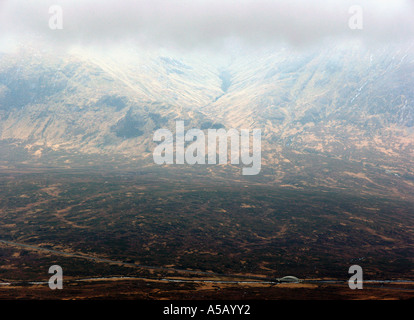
163,304,251,317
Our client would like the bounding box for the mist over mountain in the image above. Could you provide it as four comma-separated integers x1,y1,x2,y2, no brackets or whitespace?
1,1,412,181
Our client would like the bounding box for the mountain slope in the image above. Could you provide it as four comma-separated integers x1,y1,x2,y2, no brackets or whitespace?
0,42,413,198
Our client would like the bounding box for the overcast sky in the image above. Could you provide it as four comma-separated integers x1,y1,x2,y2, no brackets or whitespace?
0,0,413,51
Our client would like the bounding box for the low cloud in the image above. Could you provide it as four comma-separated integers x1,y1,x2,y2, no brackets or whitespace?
0,0,413,50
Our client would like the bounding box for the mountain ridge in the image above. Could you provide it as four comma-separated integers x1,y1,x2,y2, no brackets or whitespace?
0,42,413,199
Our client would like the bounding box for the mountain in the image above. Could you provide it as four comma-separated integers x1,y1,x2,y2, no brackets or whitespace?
0,41,413,198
